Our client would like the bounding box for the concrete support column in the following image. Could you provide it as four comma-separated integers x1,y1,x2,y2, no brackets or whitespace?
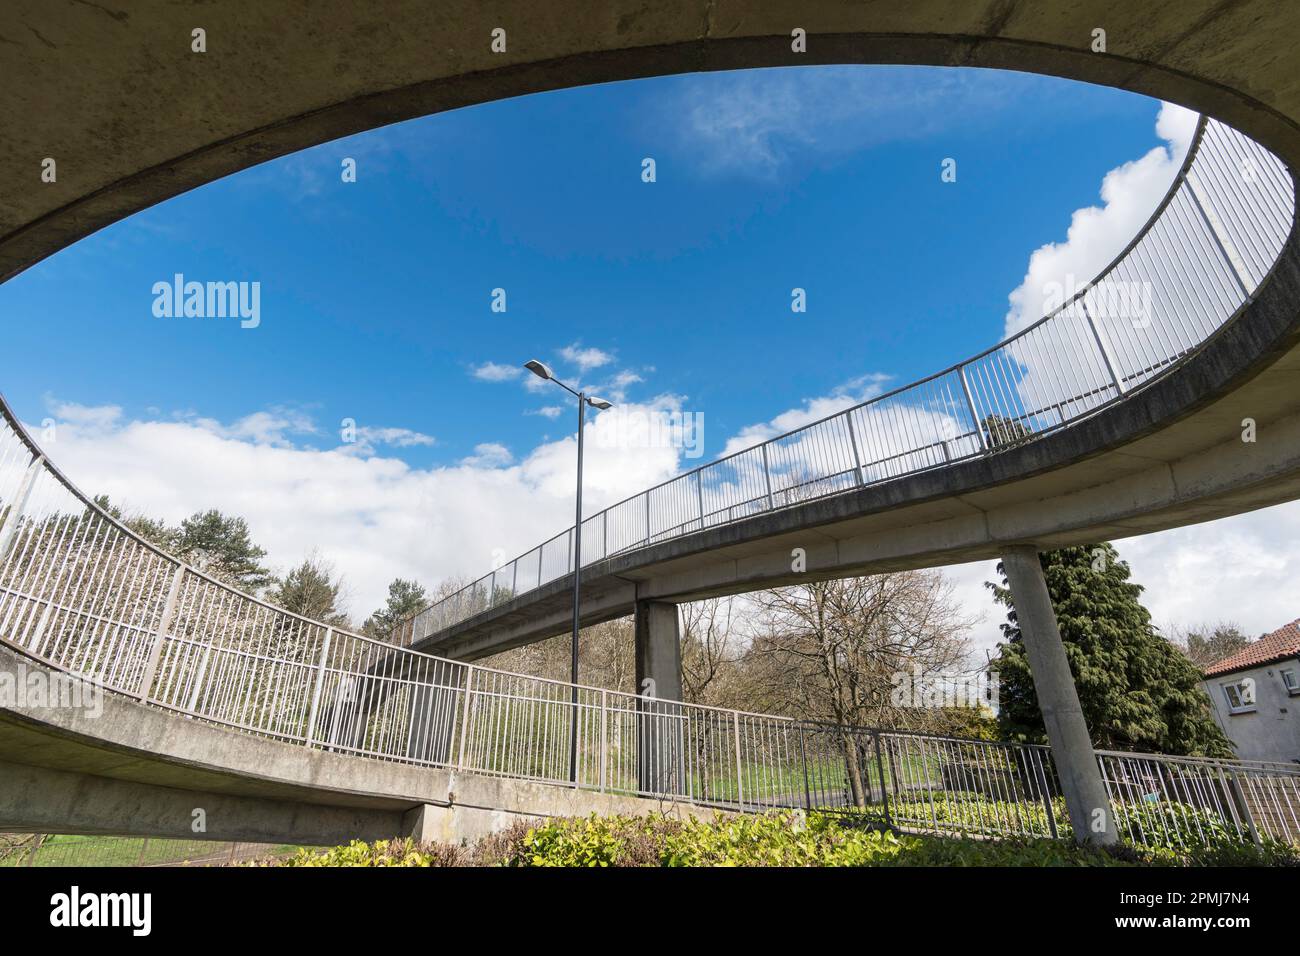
1000,546,1116,846
404,682,458,766
400,657,464,766
634,600,684,795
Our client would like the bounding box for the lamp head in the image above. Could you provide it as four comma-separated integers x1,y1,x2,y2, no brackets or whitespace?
524,359,554,381
587,396,613,410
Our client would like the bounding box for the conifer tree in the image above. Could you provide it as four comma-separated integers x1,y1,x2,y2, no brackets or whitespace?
988,543,1232,757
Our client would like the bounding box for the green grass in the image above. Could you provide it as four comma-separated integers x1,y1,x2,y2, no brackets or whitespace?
1,834,302,867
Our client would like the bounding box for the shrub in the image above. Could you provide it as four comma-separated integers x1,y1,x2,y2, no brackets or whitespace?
273,809,1298,868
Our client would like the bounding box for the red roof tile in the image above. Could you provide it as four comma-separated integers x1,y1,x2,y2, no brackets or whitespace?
1204,619,1300,677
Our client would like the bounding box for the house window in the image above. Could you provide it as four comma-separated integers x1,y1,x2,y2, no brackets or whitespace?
1281,667,1299,696
1221,680,1256,714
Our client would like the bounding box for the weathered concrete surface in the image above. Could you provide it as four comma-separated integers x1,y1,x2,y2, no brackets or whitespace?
5,2,1300,283
0,644,721,844
634,600,686,794
1001,546,1116,846
634,600,683,703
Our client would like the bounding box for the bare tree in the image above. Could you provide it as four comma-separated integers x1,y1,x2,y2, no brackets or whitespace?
741,570,977,805
680,596,742,707
478,617,636,694
1165,620,1252,670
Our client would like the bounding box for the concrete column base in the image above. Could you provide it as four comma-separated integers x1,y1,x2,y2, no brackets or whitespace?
400,803,518,847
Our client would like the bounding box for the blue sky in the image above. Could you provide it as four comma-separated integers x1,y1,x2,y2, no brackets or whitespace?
1,66,1160,466
6,64,1293,643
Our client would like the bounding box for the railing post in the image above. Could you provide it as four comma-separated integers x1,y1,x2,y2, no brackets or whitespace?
874,732,892,831
760,444,775,510
1186,170,1256,298
732,711,744,810
25,834,45,866
303,628,333,747
186,643,212,713
845,414,865,486
137,563,186,702
1080,297,1127,395
1036,748,1060,840
798,725,811,810
958,366,988,451
456,664,475,770
0,455,42,560
1223,765,1262,845
696,472,705,531
599,688,608,793
644,493,652,546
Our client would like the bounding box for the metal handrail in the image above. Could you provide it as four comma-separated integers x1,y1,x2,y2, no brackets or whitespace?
406,115,1296,646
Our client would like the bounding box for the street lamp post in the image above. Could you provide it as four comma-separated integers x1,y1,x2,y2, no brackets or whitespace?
524,359,612,783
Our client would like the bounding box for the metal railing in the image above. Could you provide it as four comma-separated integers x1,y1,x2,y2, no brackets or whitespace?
1098,750,1300,848
404,115,1296,646
0,114,1297,854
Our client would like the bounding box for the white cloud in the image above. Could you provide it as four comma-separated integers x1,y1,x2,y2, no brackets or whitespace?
357,426,435,449
29,396,688,623
471,361,522,382
459,442,513,467
523,372,553,394
669,67,1045,181
558,344,613,373
945,497,1300,658
339,425,436,457
528,406,564,420
44,399,122,432
722,372,892,455
1003,102,1198,337
598,369,644,403
1114,512,1300,640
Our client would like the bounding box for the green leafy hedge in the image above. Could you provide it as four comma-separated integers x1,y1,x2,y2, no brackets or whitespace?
274,810,1298,868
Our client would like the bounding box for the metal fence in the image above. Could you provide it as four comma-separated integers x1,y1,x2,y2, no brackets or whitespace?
404,114,1296,646
0,834,296,867
1,113,1298,856
1098,750,1300,848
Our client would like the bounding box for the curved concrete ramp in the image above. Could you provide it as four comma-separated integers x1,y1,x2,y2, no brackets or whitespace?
0,645,715,845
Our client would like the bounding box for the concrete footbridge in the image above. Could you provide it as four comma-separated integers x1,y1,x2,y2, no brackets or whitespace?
3,2,1300,849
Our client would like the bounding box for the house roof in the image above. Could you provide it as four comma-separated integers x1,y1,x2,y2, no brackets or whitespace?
1204,619,1300,677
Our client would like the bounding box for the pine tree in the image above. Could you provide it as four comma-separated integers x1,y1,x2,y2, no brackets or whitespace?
173,509,273,591
363,578,428,640
988,543,1232,757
